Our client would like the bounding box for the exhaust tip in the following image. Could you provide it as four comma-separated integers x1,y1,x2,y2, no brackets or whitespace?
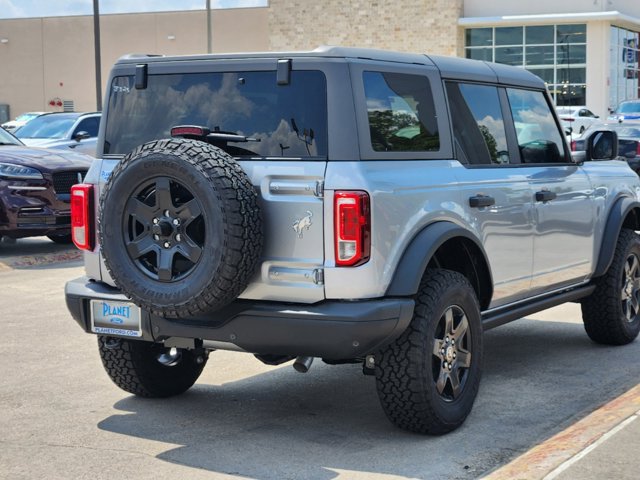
293,356,314,373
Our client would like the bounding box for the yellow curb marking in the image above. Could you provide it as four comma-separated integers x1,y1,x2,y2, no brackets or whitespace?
482,383,640,480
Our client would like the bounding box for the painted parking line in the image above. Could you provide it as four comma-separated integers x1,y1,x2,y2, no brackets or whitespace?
482,383,640,480
0,250,82,270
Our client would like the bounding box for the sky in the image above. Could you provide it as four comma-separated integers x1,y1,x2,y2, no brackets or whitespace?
0,0,267,19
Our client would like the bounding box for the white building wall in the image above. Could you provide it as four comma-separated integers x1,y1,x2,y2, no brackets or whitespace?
464,0,640,17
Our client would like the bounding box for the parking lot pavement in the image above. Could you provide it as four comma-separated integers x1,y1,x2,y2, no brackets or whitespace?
1,257,640,479
0,236,81,270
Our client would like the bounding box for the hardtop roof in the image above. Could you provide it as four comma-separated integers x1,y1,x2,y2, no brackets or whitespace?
115,45,545,89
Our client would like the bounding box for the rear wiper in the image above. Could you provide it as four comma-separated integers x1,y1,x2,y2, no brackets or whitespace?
170,125,260,143
207,132,261,143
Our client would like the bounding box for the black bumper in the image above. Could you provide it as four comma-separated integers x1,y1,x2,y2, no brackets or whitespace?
65,276,415,359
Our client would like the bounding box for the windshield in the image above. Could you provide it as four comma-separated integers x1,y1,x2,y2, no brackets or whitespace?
15,113,40,122
104,70,328,158
0,127,23,146
617,102,640,114
15,115,76,139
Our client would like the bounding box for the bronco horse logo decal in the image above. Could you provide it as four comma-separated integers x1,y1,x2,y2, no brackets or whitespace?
292,211,313,238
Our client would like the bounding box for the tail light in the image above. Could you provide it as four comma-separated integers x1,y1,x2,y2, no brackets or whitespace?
562,117,575,122
334,191,370,266
71,184,94,251
570,140,577,151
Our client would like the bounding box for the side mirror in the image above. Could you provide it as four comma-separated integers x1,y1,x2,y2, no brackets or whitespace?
73,131,90,142
595,115,600,119
586,130,618,160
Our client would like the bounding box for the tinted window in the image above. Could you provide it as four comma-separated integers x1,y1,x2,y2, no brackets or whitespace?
75,117,100,137
363,71,439,152
446,83,509,165
105,71,327,157
507,89,567,163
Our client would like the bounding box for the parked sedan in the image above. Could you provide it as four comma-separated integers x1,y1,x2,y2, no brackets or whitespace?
556,106,599,135
1,111,47,133
608,99,640,121
0,126,92,243
571,121,640,174
14,112,101,157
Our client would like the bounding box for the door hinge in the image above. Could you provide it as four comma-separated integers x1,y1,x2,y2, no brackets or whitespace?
314,180,324,198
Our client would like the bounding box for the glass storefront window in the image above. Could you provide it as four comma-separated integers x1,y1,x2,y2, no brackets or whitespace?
466,28,492,47
495,46,523,65
609,26,640,112
526,26,554,45
465,24,587,106
495,27,523,46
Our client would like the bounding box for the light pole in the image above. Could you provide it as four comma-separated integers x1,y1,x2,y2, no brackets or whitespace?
206,0,212,53
93,0,102,111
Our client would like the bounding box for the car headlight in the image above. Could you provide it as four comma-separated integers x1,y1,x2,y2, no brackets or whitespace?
0,162,44,179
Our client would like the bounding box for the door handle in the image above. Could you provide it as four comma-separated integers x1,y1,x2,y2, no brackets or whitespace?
535,190,557,202
469,195,495,208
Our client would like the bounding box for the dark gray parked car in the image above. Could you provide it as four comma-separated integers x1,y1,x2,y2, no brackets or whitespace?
65,46,640,435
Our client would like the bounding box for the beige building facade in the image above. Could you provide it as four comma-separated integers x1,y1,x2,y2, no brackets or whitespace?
0,1,639,122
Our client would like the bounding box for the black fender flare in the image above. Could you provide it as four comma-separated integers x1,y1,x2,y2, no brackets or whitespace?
385,221,493,303
593,196,640,278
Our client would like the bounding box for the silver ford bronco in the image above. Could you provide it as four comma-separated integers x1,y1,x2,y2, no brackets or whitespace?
65,46,640,434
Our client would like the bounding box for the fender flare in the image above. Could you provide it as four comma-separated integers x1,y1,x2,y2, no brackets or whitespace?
593,196,640,278
385,221,493,303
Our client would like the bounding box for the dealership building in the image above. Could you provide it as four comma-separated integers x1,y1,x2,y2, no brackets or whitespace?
0,0,639,122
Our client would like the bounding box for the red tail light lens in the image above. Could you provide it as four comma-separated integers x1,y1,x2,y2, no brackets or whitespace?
562,117,575,122
71,184,94,251
570,140,577,151
334,191,370,267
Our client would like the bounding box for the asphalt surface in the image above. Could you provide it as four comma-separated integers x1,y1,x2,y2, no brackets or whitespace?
1,237,639,480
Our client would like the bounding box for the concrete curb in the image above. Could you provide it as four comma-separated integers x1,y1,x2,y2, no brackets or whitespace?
482,383,640,480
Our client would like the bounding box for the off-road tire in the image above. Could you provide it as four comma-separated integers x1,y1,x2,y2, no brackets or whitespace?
99,138,262,318
375,269,483,435
582,229,640,345
98,336,207,397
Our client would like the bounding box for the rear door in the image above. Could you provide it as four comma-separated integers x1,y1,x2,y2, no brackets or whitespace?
445,81,535,307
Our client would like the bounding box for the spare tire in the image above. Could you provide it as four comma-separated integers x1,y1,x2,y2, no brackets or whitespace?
100,138,262,318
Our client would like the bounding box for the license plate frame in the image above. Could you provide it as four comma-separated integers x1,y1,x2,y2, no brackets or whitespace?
90,299,142,337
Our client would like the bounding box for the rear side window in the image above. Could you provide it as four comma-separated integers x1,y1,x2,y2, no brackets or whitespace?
104,70,327,158
446,82,509,165
363,71,439,152
506,88,567,164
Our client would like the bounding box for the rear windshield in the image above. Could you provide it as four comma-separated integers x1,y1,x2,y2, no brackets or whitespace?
104,70,328,158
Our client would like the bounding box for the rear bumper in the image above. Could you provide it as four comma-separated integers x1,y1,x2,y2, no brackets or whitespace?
65,276,415,359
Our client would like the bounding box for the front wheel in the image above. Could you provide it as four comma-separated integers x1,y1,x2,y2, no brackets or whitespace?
375,269,483,435
582,229,640,345
98,336,208,397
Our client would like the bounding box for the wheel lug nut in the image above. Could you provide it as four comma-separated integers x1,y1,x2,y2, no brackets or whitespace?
164,209,170,217
453,352,457,358
176,234,182,242
173,218,180,226
153,218,159,224
443,361,448,368
153,234,160,241
163,242,170,248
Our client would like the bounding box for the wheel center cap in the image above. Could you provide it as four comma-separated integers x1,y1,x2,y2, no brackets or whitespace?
445,346,455,362
152,220,173,237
